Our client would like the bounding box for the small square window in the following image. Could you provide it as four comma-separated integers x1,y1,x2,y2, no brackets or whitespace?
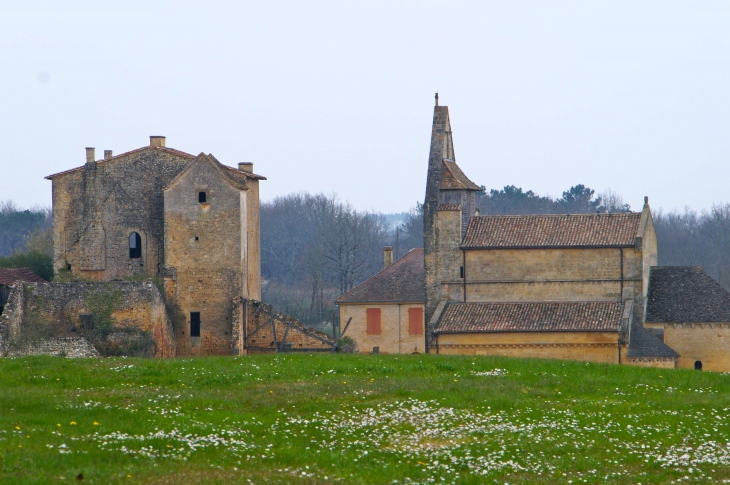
198,192,207,203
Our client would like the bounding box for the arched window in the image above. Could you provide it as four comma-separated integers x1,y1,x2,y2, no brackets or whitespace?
129,232,142,259
695,360,703,371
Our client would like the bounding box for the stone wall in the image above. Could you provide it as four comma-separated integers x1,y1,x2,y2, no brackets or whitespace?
423,106,453,353
163,155,247,356
50,148,194,281
463,245,650,322
0,281,174,358
232,299,333,354
657,322,730,372
5,338,99,358
339,302,425,354
436,331,620,363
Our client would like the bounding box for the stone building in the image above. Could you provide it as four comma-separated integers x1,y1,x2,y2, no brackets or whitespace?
336,248,425,354
342,99,730,370
644,266,730,371
42,136,265,356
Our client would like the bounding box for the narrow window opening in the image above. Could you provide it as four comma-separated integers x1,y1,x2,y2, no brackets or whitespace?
198,192,207,203
129,232,142,259
190,312,201,337
460,266,464,278
195,236,199,241
695,360,703,371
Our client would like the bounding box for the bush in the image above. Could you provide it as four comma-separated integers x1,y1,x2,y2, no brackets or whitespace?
336,336,356,353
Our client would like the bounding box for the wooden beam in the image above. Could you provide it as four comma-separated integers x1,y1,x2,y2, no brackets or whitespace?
340,317,353,337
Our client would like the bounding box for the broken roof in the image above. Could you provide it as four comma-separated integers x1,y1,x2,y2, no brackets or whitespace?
335,248,425,304
435,301,624,333
461,212,642,249
646,266,730,323
0,267,47,286
440,159,481,191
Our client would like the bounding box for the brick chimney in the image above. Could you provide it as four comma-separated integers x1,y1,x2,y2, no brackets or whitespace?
104,150,113,159
383,246,394,269
85,147,95,163
150,136,166,147
238,162,254,173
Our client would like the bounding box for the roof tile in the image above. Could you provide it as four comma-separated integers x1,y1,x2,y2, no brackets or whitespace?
646,266,730,322
0,267,47,286
336,249,424,303
435,301,624,333
461,213,641,248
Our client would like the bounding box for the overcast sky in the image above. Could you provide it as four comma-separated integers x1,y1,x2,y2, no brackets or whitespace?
3,1,730,214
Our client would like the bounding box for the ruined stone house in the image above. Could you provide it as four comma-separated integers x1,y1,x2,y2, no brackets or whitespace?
40,136,265,356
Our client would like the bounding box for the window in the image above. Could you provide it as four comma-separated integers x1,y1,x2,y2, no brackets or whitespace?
408,307,424,335
366,308,381,335
198,191,207,203
190,312,201,337
695,360,703,371
129,232,142,258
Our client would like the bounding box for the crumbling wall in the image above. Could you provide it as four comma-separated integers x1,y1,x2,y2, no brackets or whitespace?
0,281,174,358
5,338,99,358
232,298,334,354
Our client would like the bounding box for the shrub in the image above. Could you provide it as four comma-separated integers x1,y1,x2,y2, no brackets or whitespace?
336,336,356,353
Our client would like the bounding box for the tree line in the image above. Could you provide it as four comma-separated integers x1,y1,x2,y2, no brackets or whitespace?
4,184,730,326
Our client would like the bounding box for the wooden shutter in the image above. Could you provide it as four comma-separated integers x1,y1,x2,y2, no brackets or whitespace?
408,307,424,335
366,308,381,335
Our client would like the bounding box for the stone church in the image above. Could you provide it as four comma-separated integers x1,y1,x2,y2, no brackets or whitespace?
340,100,730,372
42,136,264,356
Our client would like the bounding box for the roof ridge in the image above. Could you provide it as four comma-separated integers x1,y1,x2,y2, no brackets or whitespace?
45,146,195,180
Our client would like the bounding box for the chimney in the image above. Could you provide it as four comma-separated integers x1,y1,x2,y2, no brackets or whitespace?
383,246,394,269
85,147,95,163
238,162,254,173
150,136,166,147
104,150,113,159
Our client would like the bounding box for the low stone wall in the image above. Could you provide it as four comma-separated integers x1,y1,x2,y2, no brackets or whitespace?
5,337,99,358
0,280,175,358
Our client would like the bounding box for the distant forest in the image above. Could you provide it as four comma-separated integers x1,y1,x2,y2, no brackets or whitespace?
3,183,730,327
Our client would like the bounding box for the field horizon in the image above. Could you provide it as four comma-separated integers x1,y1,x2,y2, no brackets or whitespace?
0,353,728,484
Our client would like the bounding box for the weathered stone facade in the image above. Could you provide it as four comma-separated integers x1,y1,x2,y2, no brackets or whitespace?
45,137,265,356
421,101,674,366
0,281,173,357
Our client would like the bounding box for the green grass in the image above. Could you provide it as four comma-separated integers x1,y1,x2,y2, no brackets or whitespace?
1,354,729,484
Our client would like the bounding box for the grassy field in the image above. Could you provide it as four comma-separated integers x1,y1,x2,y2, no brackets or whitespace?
1,354,729,484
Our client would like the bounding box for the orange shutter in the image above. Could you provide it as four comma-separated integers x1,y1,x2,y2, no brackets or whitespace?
366,308,381,335
408,307,424,335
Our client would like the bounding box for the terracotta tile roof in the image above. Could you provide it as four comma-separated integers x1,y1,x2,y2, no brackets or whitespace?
627,320,680,358
45,146,195,179
646,266,730,323
461,213,641,249
0,267,47,285
439,159,481,191
336,249,424,304
435,301,623,333
438,204,462,211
